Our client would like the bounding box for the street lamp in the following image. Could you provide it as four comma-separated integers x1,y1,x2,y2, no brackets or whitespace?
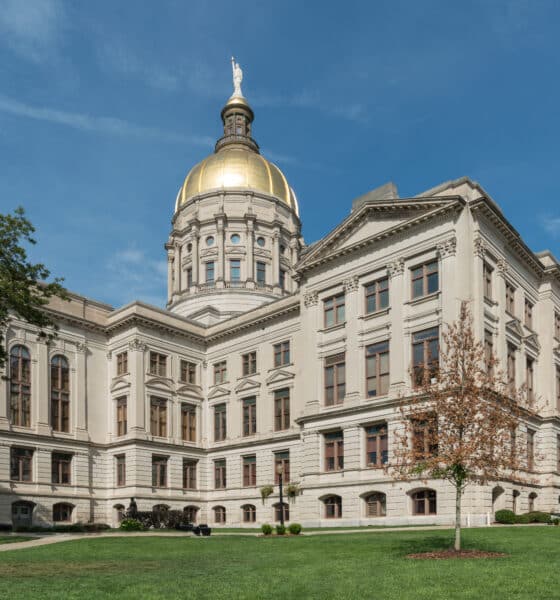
276,464,285,527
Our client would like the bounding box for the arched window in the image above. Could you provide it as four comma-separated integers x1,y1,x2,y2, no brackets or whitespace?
273,502,289,523
512,489,520,514
324,495,342,519
213,506,226,524
365,492,386,517
114,504,125,523
184,505,199,524
242,504,256,523
51,355,70,432
9,345,31,427
412,489,437,515
528,492,537,512
53,502,74,523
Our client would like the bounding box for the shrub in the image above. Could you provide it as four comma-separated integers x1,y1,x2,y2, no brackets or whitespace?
261,524,273,535
495,509,516,524
515,513,531,524
553,518,560,526
288,523,302,535
120,518,145,531
275,524,286,535
527,511,551,524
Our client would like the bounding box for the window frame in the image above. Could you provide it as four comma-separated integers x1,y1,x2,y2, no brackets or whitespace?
365,492,387,517
151,455,168,488
214,459,227,489
411,260,439,299
323,293,345,328
205,261,215,283
150,397,168,438
274,388,290,431
51,452,72,485
214,403,227,442
149,352,167,377
183,459,197,490
256,261,266,286
116,351,128,376
273,341,290,368
365,423,388,467
50,354,70,433
242,504,257,523
483,261,493,300
242,455,257,487
412,327,439,388
181,403,197,442
364,277,389,314
213,506,226,524
412,489,437,515
324,495,342,519
242,351,257,376
365,341,390,398
229,258,241,282
10,447,33,482
324,431,344,472
213,361,227,385
116,397,127,436
9,345,31,427
274,451,290,484
116,454,126,487
180,360,196,384
242,396,257,437
505,282,516,316
324,353,346,406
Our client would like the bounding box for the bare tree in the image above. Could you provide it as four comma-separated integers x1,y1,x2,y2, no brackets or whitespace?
390,302,535,551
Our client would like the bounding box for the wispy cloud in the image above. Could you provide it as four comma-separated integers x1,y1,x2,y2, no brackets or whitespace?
0,94,214,145
542,216,560,236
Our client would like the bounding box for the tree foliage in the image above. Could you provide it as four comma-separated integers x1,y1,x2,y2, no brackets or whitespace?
0,207,67,369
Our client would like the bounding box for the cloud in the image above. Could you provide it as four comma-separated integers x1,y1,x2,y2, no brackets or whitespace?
0,94,214,146
542,216,560,236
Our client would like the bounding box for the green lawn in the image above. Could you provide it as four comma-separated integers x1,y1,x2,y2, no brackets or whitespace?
1,528,559,599
0,536,33,544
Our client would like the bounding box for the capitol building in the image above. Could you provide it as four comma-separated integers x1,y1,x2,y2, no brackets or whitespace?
2,66,560,529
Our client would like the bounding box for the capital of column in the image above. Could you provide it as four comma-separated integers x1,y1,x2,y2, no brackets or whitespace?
388,257,405,278
436,236,457,258
304,290,318,307
343,276,359,293
473,236,486,259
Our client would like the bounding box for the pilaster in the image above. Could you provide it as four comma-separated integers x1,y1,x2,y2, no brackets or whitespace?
128,339,147,437
388,258,405,393
74,342,88,440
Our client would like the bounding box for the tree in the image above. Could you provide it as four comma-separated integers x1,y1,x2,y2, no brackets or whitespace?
0,207,67,369
390,301,534,551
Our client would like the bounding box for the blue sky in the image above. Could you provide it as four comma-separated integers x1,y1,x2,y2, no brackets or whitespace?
1,0,559,308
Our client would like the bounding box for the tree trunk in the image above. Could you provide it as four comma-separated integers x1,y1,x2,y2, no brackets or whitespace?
454,484,462,551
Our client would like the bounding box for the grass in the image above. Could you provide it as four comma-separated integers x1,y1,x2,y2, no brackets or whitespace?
212,523,437,533
1,527,559,599
0,536,33,544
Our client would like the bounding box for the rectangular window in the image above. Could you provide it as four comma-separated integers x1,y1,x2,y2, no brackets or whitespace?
230,259,241,282
324,353,346,406
324,431,344,471
524,299,534,329
274,388,290,431
183,459,197,490
243,396,257,436
411,260,439,299
181,403,197,442
214,403,227,442
412,327,439,387
242,351,257,376
366,341,390,397
506,282,516,315
484,331,494,375
213,361,227,385
149,352,167,377
243,455,257,487
413,419,438,460
206,261,215,283
152,456,168,487
527,429,535,471
366,423,388,467
116,397,127,436
365,277,389,314
279,269,286,290
526,358,535,402
51,453,72,485
186,267,193,287
483,262,493,300
273,341,290,367
116,351,128,375
180,360,196,384
150,397,167,437
507,344,517,391
324,293,345,328
116,454,126,487
274,451,290,483
256,261,266,286
214,459,226,489
10,448,33,482
555,312,560,341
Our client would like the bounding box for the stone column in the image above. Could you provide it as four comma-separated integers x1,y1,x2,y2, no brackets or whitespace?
128,339,147,437
245,215,255,286
216,214,225,286
191,225,199,287
174,244,181,294
272,224,280,290
496,258,509,368
36,341,50,434
388,258,406,394
343,276,360,406
437,236,457,326
74,342,88,440
302,290,320,417
167,253,173,304
473,236,486,341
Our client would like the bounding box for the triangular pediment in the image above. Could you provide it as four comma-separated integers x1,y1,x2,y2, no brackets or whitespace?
505,318,525,340
208,385,230,399
176,383,204,400
110,377,131,393
234,378,261,393
524,333,541,353
266,369,295,385
145,376,174,390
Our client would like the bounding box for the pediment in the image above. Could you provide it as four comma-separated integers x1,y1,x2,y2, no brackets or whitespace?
505,318,525,340
145,376,174,390
524,333,540,353
176,383,204,400
266,369,295,385
234,378,261,393
110,377,131,393
208,385,230,399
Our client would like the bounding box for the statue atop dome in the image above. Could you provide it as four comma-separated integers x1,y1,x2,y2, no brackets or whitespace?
231,56,243,98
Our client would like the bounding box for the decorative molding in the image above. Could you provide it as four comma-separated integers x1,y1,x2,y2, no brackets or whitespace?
343,276,359,293
304,291,318,307
75,342,88,354
208,386,230,400
524,333,541,353
473,236,486,259
234,378,261,393
128,339,147,353
106,351,113,360
388,257,405,278
436,236,457,258
496,258,509,277
266,369,295,385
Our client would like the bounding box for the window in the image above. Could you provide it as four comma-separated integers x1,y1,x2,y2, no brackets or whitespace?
10,447,33,482
527,429,535,471
230,259,241,282
273,341,290,367
116,351,128,375
365,277,389,314
484,331,494,375
186,268,193,287
506,282,516,315
183,460,197,490
555,312,560,340
274,388,290,431
324,293,345,328
325,431,344,471
242,351,257,376
256,236,265,247
116,397,127,436
274,451,290,483
507,344,517,391
243,397,257,436
214,404,227,441
214,361,227,385
213,506,226,524
241,504,256,523
9,345,31,427
206,236,214,247
150,397,167,437
181,404,197,442
528,492,537,512
53,503,73,523
279,269,286,290
526,358,535,402
116,455,126,487
366,341,390,397
413,419,438,460
184,506,199,523
483,262,493,300
149,352,167,377
152,456,168,487
51,453,71,485
325,353,345,406
230,233,240,244
51,355,70,432
365,493,386,517
206,261,215,283
324,495,342,519
274,502,289,522
411,260,439,299
180,360,196,384
214,459,226,489
366,424,388,467
412,490,437,515
256,261,266,286
412,327,439,387
243,456,257,487
512,490,520,513
524,299,534,329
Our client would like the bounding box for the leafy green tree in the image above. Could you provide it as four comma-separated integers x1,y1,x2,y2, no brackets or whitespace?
0,207,67,369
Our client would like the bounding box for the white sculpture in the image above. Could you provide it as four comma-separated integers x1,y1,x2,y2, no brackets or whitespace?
231,57,243,98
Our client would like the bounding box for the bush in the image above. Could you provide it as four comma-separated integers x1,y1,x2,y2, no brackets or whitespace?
120,518,145,531
495,509,516,524
527,511,551,524
552,518,560,526
515,513,532,524
261,524,273,535
275,524,286,535
288,523,302,535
